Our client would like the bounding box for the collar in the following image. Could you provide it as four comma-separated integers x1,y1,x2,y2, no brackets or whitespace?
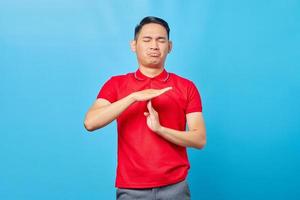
134,68,170,82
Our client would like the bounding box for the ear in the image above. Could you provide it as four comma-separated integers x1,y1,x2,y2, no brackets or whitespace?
130,40,137,52
168,40,173,53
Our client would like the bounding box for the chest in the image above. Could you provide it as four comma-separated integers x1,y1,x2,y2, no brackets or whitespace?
117,79,188,120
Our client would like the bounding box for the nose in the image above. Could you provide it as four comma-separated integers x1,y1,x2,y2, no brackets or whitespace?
150,41,159,50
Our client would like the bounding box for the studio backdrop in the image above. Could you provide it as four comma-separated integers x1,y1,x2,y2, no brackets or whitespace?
1,0,299,200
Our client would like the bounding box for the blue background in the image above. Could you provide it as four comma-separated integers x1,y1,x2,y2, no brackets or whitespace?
1,0,299,199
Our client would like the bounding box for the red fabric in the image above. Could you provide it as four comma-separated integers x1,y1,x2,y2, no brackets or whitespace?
97,69,202,188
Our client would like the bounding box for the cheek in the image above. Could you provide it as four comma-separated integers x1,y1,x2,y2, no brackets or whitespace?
137,45,147,53
136,49,146,60
159,44,169,52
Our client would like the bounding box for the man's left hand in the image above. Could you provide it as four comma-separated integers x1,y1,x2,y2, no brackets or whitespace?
144,101,162,133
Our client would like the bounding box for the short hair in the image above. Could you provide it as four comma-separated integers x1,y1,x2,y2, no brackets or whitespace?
134,16,170,40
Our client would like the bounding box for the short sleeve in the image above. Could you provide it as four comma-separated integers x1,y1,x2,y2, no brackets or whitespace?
185,81,202,114
96,77,118,103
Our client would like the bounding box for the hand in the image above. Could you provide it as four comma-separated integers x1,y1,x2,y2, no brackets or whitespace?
131,87,172,102
144,101,162,133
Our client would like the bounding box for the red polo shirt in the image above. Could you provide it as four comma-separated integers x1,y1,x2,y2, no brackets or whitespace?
97,68,202,188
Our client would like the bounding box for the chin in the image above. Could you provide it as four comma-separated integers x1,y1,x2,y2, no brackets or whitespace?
146,63,163,68
147,60,163,67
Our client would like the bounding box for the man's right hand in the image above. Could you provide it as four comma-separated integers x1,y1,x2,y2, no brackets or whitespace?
84,86,172,131
130,87,172,101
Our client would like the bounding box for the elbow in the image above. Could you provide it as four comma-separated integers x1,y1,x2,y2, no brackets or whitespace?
194,139,206,150
84,119,96,132
84,118,106,132
194,130,206,149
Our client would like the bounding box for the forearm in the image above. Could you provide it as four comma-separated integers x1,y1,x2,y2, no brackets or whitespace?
84,94,135,131
157,126,206,149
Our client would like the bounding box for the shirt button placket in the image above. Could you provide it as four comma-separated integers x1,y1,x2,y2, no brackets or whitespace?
149,79,153,89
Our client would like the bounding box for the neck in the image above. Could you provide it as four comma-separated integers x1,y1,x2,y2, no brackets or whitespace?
139,65,164,78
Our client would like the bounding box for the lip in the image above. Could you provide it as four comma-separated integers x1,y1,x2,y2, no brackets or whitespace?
147,52,161,57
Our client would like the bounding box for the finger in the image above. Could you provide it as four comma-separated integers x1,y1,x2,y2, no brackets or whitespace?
148,87,172,99
147,101,155,115
145,87,172,99
160,87,172,94
156,87,172,97
147,100,151,111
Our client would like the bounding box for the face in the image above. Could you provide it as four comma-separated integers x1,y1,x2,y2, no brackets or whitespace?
131,23,172,69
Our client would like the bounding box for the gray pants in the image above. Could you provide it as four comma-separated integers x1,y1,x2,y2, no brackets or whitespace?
116,179,191,200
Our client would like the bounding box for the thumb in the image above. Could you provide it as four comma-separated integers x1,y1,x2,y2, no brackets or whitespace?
144,112,149,116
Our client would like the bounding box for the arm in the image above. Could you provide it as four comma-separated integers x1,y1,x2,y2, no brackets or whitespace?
144,101,206,149
84,87,172,132
84,95,135,131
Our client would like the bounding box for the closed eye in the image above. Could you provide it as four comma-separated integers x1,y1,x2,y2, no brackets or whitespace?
158,38,166,43
142,37,152,42
157,36,167,43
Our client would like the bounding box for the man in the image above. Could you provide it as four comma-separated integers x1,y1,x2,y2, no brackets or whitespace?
84,16,206,200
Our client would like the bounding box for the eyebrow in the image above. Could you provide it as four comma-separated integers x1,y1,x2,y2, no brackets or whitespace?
142,36,167,40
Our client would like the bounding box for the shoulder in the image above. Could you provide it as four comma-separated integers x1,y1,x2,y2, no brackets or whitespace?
103,73,134,92
108,72,133,83
169,72,200,96
169,72,194,86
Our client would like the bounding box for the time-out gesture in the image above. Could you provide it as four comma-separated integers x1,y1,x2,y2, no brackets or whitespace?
84,86,172,131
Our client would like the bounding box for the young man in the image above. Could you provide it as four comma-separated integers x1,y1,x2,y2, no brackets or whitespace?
84,16,206,200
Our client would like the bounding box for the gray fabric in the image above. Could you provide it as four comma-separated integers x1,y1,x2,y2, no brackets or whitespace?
116,179,191,200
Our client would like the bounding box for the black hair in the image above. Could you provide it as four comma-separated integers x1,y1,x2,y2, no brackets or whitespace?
134,16,170,40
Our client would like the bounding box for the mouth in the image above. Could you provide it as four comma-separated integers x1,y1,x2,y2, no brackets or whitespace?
147,52,161,57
